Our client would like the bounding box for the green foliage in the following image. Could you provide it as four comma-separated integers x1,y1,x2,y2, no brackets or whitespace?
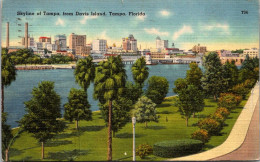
94,56,126,103
191,129,210,143
124,81,143,104
131,57,149,87
100,97,132,135
64,88,92,127
231,49,243,54
153,139,203,158
1,51,17,86
239,55,259,82
218,93,239,110
210,112,225,125
19,81,65,143
222,61,239,89
2,113,13,158
74,56,95,91
186,62,203,89
198,118,222,135
201,52,226,99
173,83,204,126
134,96,158,127
173,78,188,94
136,144,153,159
146,76,169,104
230,83,249,99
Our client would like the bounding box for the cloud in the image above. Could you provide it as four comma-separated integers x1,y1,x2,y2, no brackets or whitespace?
55,18,65,26
160,10,170,16
136,15,146,21
173,25,193,40
80,16,98,24
203,23,230,34
144,28,169,36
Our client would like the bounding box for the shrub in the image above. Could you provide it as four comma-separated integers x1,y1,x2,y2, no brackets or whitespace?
198,118,222,135
191,129,210,143
153,139,203,158
231,83,249,99
215,107,230,119
218,93,237,110
244,79,256,89
234,95,242,106
210,112,225,126
136,144,153,159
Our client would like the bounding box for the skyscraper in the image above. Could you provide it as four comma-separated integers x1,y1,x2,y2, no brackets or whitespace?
156,36,168,50
122,34,137,51
69,33,86,54
54,34,67,51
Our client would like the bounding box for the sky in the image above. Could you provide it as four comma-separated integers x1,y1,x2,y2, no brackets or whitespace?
1,0,259,51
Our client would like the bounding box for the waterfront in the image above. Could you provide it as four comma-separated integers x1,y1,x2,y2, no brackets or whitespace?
5,64,193,127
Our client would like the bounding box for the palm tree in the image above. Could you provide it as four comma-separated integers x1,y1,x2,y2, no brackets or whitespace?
131,57,149,88
1,49,17,113
94,56,126,161
74,56,95,91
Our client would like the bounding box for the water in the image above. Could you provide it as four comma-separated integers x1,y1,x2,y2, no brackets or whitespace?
5,64,191,127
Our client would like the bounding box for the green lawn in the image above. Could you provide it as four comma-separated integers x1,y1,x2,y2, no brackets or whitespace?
9,95,248,161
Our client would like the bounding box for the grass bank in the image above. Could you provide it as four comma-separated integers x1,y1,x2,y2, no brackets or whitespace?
9,95,248,161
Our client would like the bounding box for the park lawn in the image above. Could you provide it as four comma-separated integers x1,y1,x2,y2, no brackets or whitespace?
9,95,247,161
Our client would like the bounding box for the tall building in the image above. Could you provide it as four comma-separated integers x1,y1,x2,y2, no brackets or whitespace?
39,37,51,43
22,36,34,47
122,34,137,51
92,39,107,53
192,44,207,54
156,36,168,50
69,33,86,52
54,34,67,51
25,22,28,49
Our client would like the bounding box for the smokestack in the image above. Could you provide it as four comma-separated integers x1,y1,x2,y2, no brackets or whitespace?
25,22,28,49
6,22,9,48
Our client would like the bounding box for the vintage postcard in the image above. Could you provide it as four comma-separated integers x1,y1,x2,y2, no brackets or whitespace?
1,0,259,161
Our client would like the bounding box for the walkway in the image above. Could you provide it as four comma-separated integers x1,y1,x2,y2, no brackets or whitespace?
211,99,259,160
168,83,259,161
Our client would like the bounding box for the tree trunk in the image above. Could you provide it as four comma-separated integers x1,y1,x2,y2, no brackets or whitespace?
1,83,4,113
76,120,78,130
107,100,112,161
5,149,8,162
193,112,195,118
145,121,147,128
41,142,44,159
186,117,188,127
214,95,217,101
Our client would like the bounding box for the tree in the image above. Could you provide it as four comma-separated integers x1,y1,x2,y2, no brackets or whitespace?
222,60,239,89
201,52,226,100
74,56,95,92
2,113,13,162
100,97,132,137
94,56,126,161
64,88,92,129
146,76,169,104
174,84,204,126
124,81,143,103
132,57,149,88
134,96,159,127
186,62,203,89
239,55,259,82
19,81,65,159
1,49,17,113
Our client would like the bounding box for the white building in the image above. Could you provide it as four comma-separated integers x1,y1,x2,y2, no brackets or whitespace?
54,35,67,51
243,48,259,58
92,39,107,54
145,53,152,64
33,42,43,50
46,43,57,51
156,36,168,51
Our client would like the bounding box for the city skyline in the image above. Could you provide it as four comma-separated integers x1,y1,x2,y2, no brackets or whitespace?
1,0,259,50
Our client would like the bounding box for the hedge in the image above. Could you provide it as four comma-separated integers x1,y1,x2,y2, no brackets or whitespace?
153,139,203,158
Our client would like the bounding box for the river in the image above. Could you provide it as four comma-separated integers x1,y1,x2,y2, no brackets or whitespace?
5,64,193,127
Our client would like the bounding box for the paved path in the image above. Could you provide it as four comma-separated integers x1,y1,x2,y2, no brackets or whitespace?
211,99,259,160
168,83,259,161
